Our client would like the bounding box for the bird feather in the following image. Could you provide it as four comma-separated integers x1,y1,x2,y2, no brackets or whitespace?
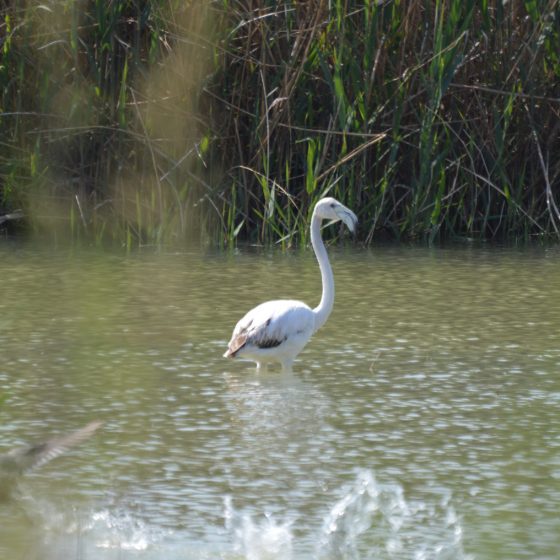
225,300,314,358
0,420,102,474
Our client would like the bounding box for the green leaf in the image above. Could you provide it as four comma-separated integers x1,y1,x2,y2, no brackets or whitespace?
200,133,210,155
233,219,245,238
306,139,317,194
118,57,128,127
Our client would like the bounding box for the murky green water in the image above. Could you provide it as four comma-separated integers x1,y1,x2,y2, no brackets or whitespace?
1,243,559,559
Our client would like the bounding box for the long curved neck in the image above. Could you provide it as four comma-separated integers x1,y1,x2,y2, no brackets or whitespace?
311,211,334,332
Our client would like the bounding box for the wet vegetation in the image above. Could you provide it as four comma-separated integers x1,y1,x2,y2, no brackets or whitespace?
0,1,559,246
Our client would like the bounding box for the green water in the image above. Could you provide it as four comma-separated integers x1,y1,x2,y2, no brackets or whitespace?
0,243,559,559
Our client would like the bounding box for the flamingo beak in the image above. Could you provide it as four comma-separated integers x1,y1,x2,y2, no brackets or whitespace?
337,207,358,233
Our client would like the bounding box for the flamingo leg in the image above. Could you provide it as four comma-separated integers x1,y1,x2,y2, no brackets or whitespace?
281,359,294,373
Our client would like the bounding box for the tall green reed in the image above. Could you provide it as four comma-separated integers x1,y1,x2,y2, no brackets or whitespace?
210,0,560,244
1,1,559,246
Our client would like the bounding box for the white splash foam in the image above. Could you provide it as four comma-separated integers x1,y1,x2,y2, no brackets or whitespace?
224,496,294,560
80,507,171,552
90,509,150,550
318,469,471,560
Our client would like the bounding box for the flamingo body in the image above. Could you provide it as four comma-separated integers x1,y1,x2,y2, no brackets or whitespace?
224,197,357,371
224,300,315,371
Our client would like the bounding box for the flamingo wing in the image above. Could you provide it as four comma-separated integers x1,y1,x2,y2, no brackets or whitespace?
225,300,314,358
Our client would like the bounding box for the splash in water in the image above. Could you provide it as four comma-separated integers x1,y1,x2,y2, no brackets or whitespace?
225,469,470,560
37,503,171,554
19,470,469,559
224,496,294,560
318,469,470,560
87,508,167,551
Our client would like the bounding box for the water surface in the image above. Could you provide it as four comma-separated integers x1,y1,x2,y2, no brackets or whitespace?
0,243,559,559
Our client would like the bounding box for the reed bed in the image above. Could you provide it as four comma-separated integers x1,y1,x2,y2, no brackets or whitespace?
1,1,559,245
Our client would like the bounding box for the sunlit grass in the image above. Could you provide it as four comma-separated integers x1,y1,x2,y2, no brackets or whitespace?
1,1,559,246
211,0,560,244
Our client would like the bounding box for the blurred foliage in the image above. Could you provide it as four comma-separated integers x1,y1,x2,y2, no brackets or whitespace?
0,0,216,245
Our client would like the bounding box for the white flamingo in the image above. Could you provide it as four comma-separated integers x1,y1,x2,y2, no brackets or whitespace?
224,197,358,372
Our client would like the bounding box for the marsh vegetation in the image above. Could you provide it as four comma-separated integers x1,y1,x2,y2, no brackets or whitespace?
1,1,559,245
